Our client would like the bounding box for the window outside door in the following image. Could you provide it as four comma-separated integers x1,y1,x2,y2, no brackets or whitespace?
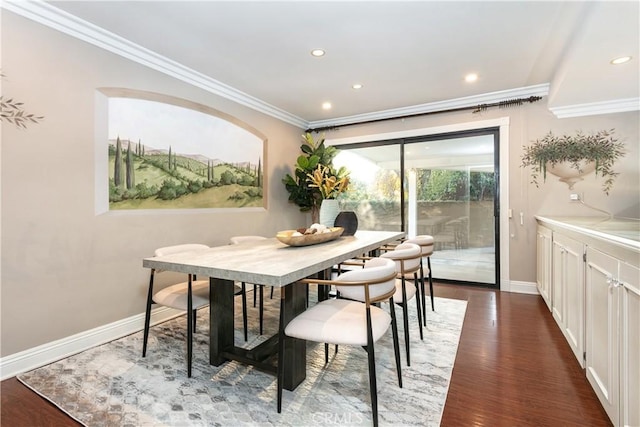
334,129,498,286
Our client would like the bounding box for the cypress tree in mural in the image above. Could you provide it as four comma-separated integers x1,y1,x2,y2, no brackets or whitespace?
168,146,172,170
114,136,124,188
207,160,211,181
257,157,262,187
126,141,135,189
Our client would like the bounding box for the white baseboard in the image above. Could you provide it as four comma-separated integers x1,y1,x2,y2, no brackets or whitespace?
0,307,182,381
505,280,540,295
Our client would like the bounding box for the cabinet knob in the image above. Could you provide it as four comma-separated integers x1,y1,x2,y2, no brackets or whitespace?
607,275,621,288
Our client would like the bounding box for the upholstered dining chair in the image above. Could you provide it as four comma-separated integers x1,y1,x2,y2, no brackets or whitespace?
404,235,435,324
229,235,269,337
276,257,402,427
380,242,424,366
142,243,247,377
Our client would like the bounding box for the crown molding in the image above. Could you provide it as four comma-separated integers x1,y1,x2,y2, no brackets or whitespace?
13,2,630,129
2,0,308,129
549,98,640,118
307,84,550,130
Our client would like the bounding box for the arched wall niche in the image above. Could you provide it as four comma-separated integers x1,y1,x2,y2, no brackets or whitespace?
95,88,267,214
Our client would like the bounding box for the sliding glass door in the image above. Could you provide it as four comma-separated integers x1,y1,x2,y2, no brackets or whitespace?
333,129,499,286
333,143,402,232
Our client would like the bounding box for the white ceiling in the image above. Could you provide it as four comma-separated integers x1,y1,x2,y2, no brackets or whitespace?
13,1,640,127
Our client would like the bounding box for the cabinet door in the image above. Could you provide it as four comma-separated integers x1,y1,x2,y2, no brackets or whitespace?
536,226,552,310
552,238,566,326
556,233,585,367
586,247,619,426
620,262,640,427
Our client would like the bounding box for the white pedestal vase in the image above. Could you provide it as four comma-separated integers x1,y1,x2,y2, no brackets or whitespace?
546,160,596,189
319,199,340,228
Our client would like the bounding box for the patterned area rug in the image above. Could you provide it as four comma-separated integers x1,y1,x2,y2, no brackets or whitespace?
18,287,467,426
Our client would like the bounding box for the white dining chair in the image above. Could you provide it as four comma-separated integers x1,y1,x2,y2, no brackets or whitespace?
276,257,402,427
380,242,424,366
142,243,247,377
404,235,435,324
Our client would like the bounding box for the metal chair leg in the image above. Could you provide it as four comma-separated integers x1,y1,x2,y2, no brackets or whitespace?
365,307,379,427
259,284,264,335
241,283,248,341
428,257,435,312
277,289,286,413
389,296,403,388
414,273,424,340
419,259,427,325
142,269,155,358
187,274,193,378
400,277,411,366
253,284,257,307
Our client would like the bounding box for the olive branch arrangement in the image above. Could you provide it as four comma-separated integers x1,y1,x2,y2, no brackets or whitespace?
1,72,44,129
521,129,625,195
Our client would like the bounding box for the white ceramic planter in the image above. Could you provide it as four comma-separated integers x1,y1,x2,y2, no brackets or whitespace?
319,199,340,227
546,160,596,189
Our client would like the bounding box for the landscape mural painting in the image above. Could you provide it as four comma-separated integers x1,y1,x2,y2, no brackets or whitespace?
108,96,264,210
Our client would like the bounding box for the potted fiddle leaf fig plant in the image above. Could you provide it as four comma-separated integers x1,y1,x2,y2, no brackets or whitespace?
282,132,349,223
521,129,625,194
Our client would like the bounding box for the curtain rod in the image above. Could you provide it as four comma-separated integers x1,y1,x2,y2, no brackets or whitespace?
305,95,543,134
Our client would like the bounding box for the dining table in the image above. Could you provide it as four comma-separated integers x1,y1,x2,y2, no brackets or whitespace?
142,229,404,391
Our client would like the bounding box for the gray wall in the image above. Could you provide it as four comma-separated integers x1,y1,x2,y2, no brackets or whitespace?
1,12,306,357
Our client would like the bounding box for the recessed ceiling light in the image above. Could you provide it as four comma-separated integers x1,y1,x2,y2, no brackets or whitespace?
610,56,631,65
322,102,332,110
465,73,478,83
352,83,363,89
311,49,325,57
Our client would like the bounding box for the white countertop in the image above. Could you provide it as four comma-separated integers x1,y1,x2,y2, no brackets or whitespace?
535,216,640,250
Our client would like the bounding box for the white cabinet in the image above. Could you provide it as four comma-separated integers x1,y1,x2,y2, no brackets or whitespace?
536,216,639,427
619,261,640,427
585,247,620,424
585,247,639,427
536,225,552,310
552,232,585,367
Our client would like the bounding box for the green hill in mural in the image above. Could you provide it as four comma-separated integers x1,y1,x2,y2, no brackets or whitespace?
108,138,263,209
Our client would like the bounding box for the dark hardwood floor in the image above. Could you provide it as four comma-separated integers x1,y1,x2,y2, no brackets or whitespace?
438,284,611,427
1,283,611,426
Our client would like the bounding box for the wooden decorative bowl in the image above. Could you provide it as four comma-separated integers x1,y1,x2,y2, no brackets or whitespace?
276,227,344,247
